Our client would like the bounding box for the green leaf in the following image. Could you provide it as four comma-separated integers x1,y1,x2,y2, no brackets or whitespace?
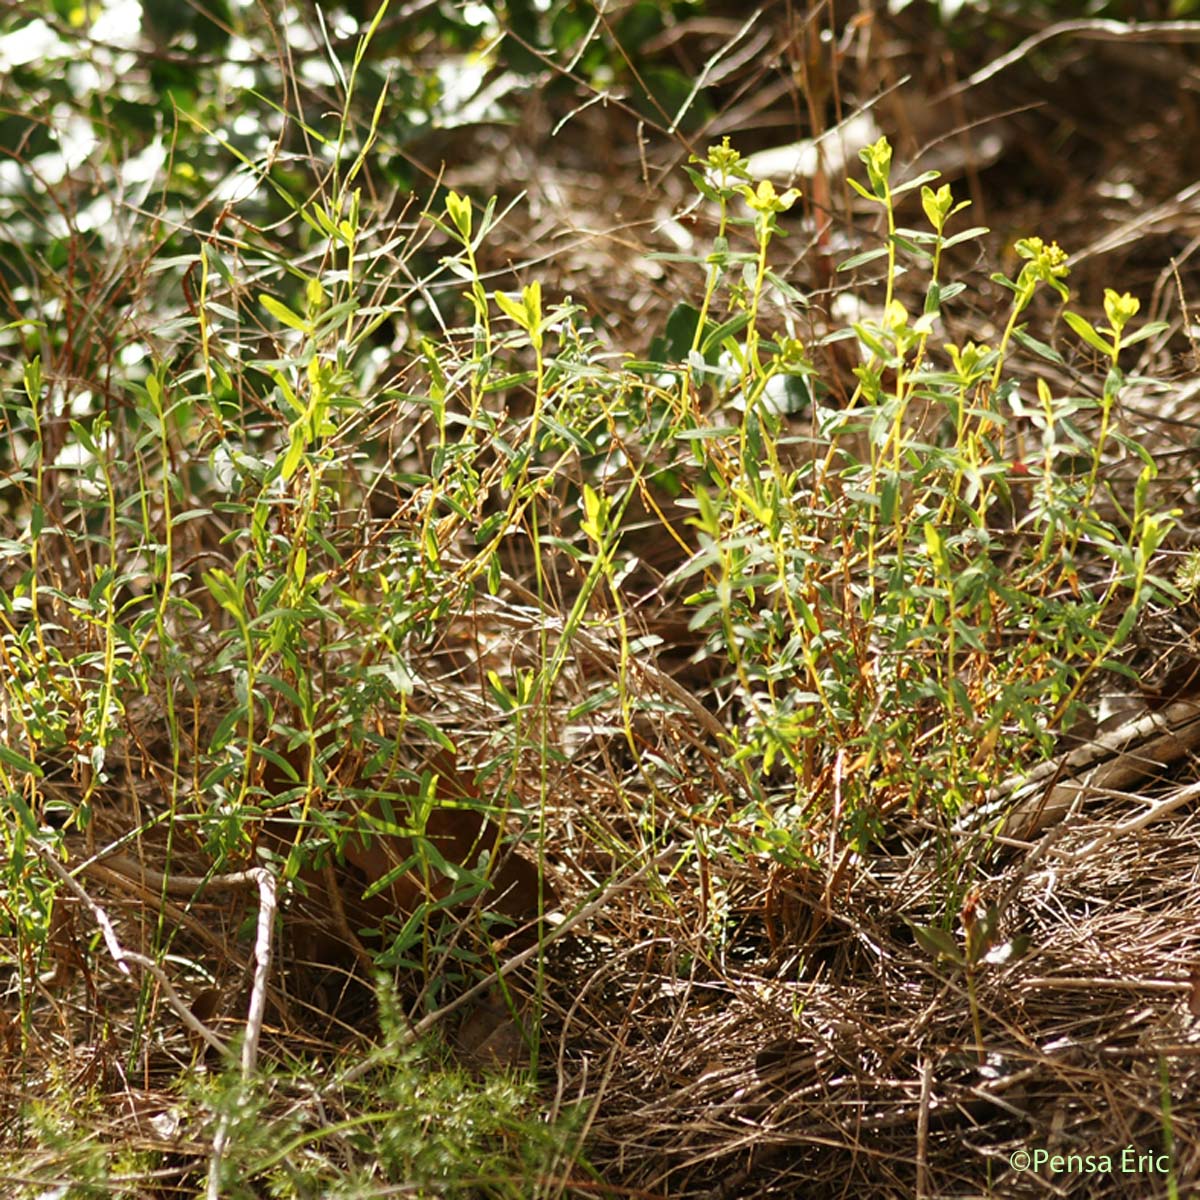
1120,321,1169,348
23,356,42,406
763,270,808,304
210,705,247,751
647,301,715,366
445,190,472,238
880,473,899,524
1011,326,1065,364
701,311,751,356
280,430,306,481
941,226,989,250
1063,311,1114,358
257,673,305,711
4,785,42,835
675,425,740,440
309,205,341,239
837,246,889,271
70,419,98,456
923,522,947,573
846,176,879,203
905,918,964,965
259,293,311,333
0,744,40,775
494,290,529,330
891,169,942,197
272,371,302,419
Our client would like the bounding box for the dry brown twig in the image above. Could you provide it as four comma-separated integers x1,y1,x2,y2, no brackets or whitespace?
199,864,274,1200
41,838,278,1076
34,840,230,1055
937,18,1200,99
961,699,1200,839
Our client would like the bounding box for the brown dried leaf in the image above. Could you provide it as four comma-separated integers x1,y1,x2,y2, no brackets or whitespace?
1188,966,1200,1019
259,737,553,970
190,986,222,1024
